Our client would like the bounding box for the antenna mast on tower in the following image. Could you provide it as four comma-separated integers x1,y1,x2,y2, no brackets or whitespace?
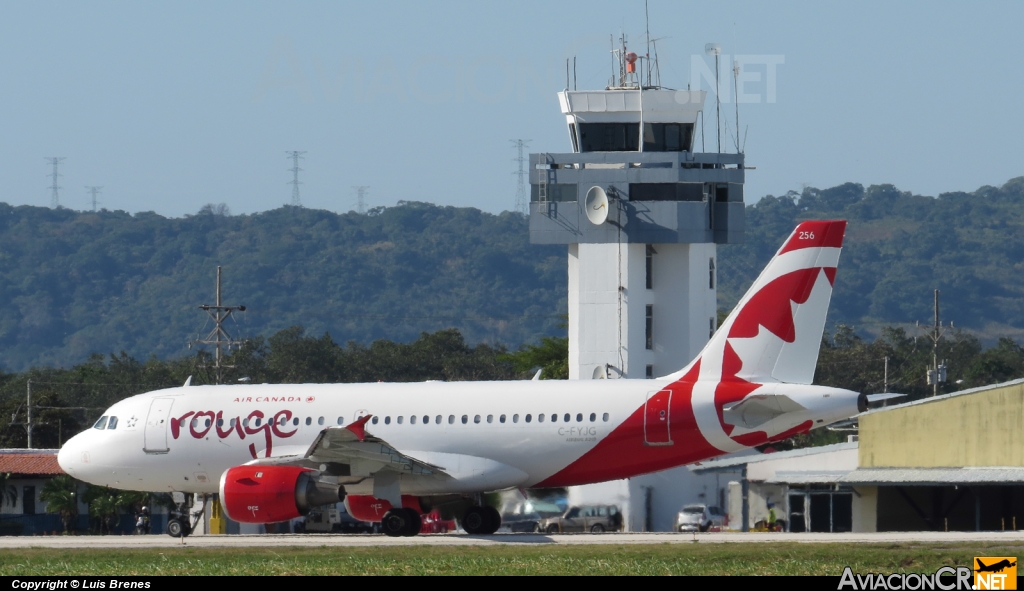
85,186,102,212
45,157,65,208
286,151,306,206
511,139,531,214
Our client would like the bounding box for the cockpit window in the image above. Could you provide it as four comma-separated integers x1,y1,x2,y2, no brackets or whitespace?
107,416,118,430
93,416,108,430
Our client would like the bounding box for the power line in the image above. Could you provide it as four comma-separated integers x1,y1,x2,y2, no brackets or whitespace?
286,151,306,206
45,157,65,208
85,186,102,212
510,139,530,215
353,185,370,214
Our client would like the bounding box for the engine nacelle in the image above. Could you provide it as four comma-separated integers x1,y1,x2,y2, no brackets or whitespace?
345,494,423,523
219,465,343,524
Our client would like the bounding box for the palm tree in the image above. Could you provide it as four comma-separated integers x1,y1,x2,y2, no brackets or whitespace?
39,475,79,533
0,473,16,508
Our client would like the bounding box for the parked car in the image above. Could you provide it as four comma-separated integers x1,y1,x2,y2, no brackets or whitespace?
499,500,564,533
675,504,725,532
537,505,622,533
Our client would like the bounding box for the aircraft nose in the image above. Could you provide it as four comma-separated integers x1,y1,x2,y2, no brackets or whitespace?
57,434,86,477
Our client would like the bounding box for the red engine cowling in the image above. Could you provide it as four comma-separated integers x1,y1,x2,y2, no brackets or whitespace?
345,494,423,523
220,465,342,524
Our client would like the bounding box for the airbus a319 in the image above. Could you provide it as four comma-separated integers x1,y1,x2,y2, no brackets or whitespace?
58,220,883,536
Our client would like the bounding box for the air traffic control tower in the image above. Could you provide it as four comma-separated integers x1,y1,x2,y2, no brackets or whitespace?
530,48,745,380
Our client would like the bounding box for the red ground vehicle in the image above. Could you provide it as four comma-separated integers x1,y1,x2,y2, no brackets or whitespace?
418,509,457,534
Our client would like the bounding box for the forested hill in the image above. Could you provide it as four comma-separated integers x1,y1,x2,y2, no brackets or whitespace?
0,203,566,371
2,176,1024,371
717,177,1024,339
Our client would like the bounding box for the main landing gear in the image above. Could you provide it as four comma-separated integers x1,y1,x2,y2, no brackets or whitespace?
462,505,501,535
381,508,422,537
380,505,501,537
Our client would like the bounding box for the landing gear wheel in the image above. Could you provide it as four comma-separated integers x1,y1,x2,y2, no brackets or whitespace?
591,524,605,533
382,509,410,537
462,506,490,535
401,508,422,537
166,517,190,538
483,506,501,534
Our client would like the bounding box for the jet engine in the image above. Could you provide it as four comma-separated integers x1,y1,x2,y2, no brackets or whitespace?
219,465,342,524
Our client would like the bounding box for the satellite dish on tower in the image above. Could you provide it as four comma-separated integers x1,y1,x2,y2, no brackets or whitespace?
705,43,721,56
584,186,610,225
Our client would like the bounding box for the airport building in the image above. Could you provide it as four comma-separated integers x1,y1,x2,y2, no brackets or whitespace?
694,378,1024,532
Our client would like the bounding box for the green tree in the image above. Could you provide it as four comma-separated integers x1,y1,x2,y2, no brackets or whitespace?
39,474,79,533
0,472,16,508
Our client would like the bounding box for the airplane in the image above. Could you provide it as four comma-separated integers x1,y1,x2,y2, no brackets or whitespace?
58,219,876,537
976,558,1017,573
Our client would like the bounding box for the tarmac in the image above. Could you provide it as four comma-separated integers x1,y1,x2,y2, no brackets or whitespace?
3,531,1024,549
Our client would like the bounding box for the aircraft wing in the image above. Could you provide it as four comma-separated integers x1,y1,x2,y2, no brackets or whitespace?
244,415,447,480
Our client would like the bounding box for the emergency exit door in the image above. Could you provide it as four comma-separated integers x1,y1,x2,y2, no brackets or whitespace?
644,389,673,446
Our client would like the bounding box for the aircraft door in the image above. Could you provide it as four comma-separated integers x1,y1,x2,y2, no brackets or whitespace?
644,390,673,446
143,398,175,453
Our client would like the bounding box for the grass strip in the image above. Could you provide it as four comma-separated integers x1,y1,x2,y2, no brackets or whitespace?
2,542,1023,576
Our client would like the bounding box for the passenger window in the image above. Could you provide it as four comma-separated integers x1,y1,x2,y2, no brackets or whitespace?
500,414,506,423
305,417,311,426
602,413,609,422
487,415,493,423
598,507,607,516
254,418,262,427
230,418,237,427
461,415,468,424
576,413,583,422
563,413,570,422
590,413,596,422
435,415,442,424
242,418,249,427
448,415,455,424
337,417,344,425
206,418,212,428
551,414,557,423
93,416,108,430
371,416,379,425
292,417,299,426
384,416,391,425
278,417,285,426
512,414,519,423
217,418,224,427
107,417,118,430
538,414,545,423
474,415,481,424
318,417,325,426
397,416,403,425
410,415,417,425
423,415,429,425
525,414,532,423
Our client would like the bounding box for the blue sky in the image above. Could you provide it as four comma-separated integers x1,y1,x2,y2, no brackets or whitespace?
1,1,1022,217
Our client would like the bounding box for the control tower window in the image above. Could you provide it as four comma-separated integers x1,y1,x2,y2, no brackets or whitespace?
646,305,653,350
643,123,694,152
709,257,716,289
578,123,639,152
568,123,579,152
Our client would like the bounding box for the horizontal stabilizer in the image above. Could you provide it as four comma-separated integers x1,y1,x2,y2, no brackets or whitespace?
722,394,807,430
865,393,906,403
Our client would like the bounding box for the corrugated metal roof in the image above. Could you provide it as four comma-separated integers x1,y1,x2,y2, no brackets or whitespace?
0,449,63,476
765,470,851,484
839,467,1024,485
690,442,858,472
